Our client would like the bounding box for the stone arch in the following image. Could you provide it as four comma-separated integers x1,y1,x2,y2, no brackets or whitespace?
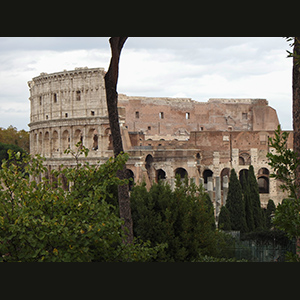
195,152,201,165
88,128,98,150
125,169,134,191
203,169,213,184
52,130,59,152
175,167,188,179
239,156,245,165
62,130,70,150
44,131,50,156
93,133,98,150
33,133,38,154
38,131,43,153
145,154,153,170
258,176,269,194
239,152,251,165
156,169,166,181
220,168,230,190
258,167,269,176
74,129,83,145
145,154,154,182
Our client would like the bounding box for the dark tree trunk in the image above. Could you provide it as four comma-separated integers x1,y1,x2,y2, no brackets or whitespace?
104,37,133,244
293,37,300,200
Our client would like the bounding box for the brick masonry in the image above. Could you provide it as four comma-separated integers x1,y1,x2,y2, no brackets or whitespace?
28,67,292,209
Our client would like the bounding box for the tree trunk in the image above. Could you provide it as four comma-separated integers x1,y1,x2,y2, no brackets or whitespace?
104,37,133,244
293,37,300,199
292,37,300,256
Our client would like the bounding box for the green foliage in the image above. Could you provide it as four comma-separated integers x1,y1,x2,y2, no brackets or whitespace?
267,125,300,199
267,126,300,243
130,176,221,261
242,171,255,232
0,142,26,167
272,198,300,241
194,255,248,262
266,199,276,230
0,144,160,262
222,166,264,234
218,206,231,231
226,169,248,233
0,126,29,152
285,37,300,65
248,165,264,230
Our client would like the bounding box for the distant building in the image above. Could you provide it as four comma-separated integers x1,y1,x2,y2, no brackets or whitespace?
28,67,292,211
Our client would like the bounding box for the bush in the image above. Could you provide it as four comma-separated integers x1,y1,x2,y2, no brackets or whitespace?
130,176,224,261
0,146,161,262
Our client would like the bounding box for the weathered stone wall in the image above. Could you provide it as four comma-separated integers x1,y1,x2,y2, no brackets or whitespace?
118,94,279,140
28,67,289,210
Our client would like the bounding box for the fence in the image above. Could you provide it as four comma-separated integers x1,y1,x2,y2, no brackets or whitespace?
224,231,296,262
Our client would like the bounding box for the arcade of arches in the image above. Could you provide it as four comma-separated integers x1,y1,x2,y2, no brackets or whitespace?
28,67,292,209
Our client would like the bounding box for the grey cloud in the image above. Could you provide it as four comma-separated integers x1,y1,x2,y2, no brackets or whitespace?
0,37,110,52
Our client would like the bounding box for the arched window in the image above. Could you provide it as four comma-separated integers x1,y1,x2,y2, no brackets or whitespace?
239,156,245,165
93,134,98,150
88,128,98,150
52,130,59,152
258,176,269,194
196,152,201,165
44,131,50,156
258,168,269,176
156,169,166,181
220,168,230,190
145,154,153,171
76,90,81,101
203,169,213,184
38,132,43,153
175,167,188,179
239,153,251,165
62,130,70,150
125,169,134,191
74,129,82,143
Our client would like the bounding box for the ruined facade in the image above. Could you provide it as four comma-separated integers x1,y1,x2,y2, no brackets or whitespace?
28,67,292,211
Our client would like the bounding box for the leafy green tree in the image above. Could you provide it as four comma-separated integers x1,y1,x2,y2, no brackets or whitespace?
130,176,217,261
241,171,255,232
226,169,248,233
267,125,300,199
266,199,276,230
0,142,26,167
0,126,29,152
268,126,300,260
203,193,216,230
218,206,231,231
0,144,161,262
248,165,264,230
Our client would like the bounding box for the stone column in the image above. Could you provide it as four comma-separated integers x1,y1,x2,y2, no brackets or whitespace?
222,175,229,206
232,148,239,168
207,176,213,205
198,177,204,188
215,176,221,221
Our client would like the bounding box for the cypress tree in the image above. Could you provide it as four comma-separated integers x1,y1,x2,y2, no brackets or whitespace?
226,169,248,233
248,165,264,230
241,171,255,232
218,206,231,231
266,199,276,230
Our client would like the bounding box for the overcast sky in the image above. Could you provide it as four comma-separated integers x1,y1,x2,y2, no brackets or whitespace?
0,37,293,131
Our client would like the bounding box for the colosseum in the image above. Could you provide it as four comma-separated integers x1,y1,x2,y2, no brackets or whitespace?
27,67,293,214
